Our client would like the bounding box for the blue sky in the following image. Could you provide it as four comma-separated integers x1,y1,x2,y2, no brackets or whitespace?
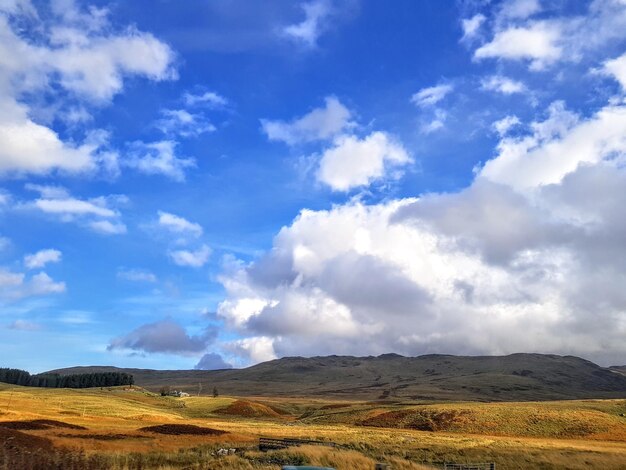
1,0,626,372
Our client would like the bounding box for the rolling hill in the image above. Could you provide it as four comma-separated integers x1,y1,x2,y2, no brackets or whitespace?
44,353,626,401
611,365,626,376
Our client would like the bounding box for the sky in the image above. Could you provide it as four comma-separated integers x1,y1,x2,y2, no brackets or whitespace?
1,0,626,372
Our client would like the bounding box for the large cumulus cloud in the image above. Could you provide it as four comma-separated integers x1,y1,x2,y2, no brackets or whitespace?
217,99,626,366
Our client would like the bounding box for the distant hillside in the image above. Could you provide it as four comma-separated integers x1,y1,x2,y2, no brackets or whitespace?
611,365,626,376
46,353,626,402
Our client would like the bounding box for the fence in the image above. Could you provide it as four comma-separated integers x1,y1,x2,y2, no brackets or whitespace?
443,463,495,470
259,437,339,451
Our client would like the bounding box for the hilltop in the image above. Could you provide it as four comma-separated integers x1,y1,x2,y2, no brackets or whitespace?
46,353,626,401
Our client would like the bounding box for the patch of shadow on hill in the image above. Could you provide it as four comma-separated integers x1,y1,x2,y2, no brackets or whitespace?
0,419,87,430
139,424,227,435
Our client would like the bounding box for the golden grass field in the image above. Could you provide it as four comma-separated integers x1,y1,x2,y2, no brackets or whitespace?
0,382,625,469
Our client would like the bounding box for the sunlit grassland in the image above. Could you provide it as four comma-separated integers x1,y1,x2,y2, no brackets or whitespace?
0,382,625,469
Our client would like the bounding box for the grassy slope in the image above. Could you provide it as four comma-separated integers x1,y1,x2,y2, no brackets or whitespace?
1,383,626,469
610,365,626,376
47,353,626,401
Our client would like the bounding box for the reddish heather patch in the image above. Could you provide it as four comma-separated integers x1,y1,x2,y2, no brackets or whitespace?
216,400,282,418
0,419,87,430
138,424,227,435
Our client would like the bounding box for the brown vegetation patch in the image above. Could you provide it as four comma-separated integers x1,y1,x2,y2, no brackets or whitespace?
359,408,468,431
138,424,227,435
320,403,353,410
265,404,293,416
216,399,282,418
58,433,151,441
0,419,87,430
0,427,54,453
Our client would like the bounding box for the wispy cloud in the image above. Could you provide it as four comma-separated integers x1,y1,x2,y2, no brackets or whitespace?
24,249,62,270
282,0,333,47
117,268,158,283
261,96,353,145
169,244,212,268
411,84,454,107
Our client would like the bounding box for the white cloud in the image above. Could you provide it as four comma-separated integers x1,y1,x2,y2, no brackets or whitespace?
157,211,203,237
216,99,626,366
0,270,22,288
261,96,353,145
24,184,70,199
26,184,127,235
51,32,175,103
492,115,521,136
316,131,412,191
0,190,10,206
60,106,92,125
0,102,98,175
283,0,332,47
0,4,176,176
481,75,526,94
29,272,66,295
411,84,453,107
226,336,277,363
0,0,36,15
169,244,212,268
474,21,562,69
475,1,626,71
117,268,157,283
156,109,216,138
420,109,447,134
183,91,228,108
126,141,195,182
0,269,65,300
88,220,127,234
461,14,486,41
499,0,541,19
34,197,117,218
604,52,626,90
480,101,626,192
24,249,62,269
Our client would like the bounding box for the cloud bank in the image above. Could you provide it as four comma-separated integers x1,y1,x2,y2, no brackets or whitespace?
218,96,626,366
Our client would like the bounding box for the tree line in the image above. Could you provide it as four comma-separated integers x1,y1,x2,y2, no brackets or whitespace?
0,368,134,388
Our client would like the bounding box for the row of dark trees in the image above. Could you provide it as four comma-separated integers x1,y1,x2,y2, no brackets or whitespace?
0,368,134,388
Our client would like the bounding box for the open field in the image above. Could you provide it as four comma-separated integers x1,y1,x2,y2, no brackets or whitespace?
1,382,626,469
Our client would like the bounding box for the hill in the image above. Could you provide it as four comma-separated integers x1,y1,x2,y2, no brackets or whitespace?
611,365,626,376
45,353,626,401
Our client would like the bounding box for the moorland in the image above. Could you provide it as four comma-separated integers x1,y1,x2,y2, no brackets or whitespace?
1,353,625,469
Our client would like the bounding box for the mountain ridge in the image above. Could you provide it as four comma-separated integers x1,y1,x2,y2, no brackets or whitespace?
42,353,626,402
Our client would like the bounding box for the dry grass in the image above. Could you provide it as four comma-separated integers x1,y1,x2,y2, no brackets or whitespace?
0,383,625,469
309,399,626,440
